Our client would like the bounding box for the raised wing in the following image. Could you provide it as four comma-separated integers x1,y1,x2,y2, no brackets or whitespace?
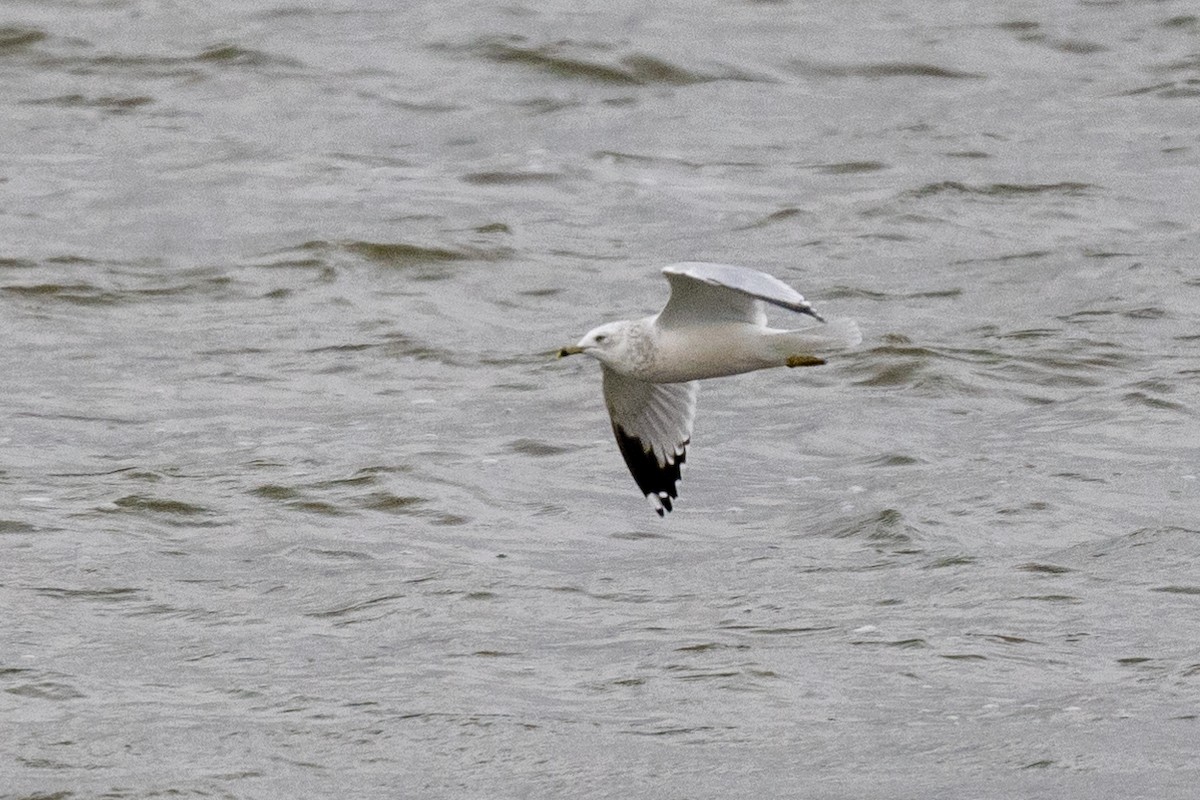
602,367,698,515
656,262,824,329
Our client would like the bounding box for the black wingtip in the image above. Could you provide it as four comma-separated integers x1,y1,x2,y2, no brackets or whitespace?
611,424,687,516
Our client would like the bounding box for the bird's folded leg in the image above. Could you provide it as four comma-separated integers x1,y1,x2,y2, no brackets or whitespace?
786,354,826,368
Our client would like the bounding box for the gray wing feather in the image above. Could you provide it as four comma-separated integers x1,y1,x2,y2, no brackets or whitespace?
656,262,824,328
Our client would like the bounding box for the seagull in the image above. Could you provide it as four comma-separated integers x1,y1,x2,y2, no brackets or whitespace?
558,262,861,516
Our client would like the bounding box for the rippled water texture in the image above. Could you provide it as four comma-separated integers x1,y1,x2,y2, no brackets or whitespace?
2,1,1199,797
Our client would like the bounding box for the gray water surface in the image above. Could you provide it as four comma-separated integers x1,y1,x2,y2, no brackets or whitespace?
2,1,1199,798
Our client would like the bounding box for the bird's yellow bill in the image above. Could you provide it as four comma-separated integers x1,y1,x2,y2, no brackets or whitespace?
557,345,584,358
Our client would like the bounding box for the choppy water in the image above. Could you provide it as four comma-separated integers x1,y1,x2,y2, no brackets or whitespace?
2,1,1199,797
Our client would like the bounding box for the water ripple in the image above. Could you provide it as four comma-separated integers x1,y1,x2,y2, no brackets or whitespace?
909,181,1094,199
0,25,46,51
462,36,762,86
791,60,986,80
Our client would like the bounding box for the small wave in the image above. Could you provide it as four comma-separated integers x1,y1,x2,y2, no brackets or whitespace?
1119,73,1200,99
1151,585,1200,595
792,60,985,80
505,438,578,457
1018,594,1082,604
110,495,212,516
1045,39,1109,55
460,170,562,186
35,586,142,601
823,286,962,301
1122,391,1190,413
829,508,924,545
251,484,302,501
21,93,154,114
294,239,511,267
379,331,459,363
2,274,234,305
844,342,992,397
909,181,1094,199
195,43,302,68
465,36,756,86
976,633,1040,645
3,282,115,304
996,21,1040,35
1161,15,1199,30
309,473,380,490
593,150,702,169
1017,562,1073,574
851,637,930,649
734,207,813,230
952,250,1055,265
252,475,467,525
306,593,407,619
812,160,889,175
354,493,427,513
6,681,85,701
36,42,303,79
1115,80,1200,99
860,453,926,468
471,36,645,85
997,22,1109,54
346,240,469,263
0,25,47,51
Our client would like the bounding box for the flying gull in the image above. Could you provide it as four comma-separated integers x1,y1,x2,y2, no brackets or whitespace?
559,262,861,515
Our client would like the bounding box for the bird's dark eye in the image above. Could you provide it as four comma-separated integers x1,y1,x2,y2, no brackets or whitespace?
595,335,607,343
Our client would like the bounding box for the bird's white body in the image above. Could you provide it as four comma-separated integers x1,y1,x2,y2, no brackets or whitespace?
635,319,859,383
559,262,861,515
644,321,778,382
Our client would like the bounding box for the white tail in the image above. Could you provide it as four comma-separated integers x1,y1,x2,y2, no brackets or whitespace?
775,317,862,355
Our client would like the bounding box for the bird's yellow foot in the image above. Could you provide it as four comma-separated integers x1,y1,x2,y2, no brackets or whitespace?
786,354,826,368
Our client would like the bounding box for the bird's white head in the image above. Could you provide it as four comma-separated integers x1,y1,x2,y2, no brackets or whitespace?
557,320,637,368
